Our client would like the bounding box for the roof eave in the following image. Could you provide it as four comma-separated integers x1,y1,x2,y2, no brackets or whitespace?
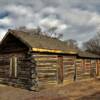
32,48,77,54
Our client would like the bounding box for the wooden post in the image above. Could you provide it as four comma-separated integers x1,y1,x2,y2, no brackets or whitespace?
10,58,13,77
82,59,85,73
74,57,76,81
84,59,86,72
14,57,17,78
9,56,17,78
81,59,85,74
90,60,96,78
58,56,63,84
96,60,99,76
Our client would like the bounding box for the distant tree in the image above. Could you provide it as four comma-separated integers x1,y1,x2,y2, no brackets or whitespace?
16,26,41,34
83,32,100,55
16,26,63,39
64,39,79,50
46,26,63,39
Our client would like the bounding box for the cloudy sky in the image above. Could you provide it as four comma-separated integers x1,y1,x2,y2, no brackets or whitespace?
0,0,100,46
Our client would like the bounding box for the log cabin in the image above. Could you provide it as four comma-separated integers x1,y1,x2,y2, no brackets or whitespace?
0,29,100,90
76,51,100,80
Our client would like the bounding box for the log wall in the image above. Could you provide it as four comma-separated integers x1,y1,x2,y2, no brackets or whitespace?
76,59,84,80
34,54,76,85
63,56,75,82
83,59,91,79
34,53,58,85
0,55,10,83
76,58,98,80
96,60,100,76
0,51,100,89
0,53,34,89
34,53,100,87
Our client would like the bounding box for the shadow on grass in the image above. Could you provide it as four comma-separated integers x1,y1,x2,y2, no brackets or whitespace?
77,92,100,100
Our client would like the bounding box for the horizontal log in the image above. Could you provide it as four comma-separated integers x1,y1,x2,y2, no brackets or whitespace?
76,64,82,66
18,76,30,79
76,63,82,65
36,62,57,66
38,78,56,81
37,64,57,68
0,67,9,70
76,71,83,74
63,60,74,62
64,68,74,72
38,76,57,80
64,71,74,75
38,74,56,78
18,70,30,74
0,75,9,78
64,76,74,79
76,59,82,61
18,69,30,72
64,65,74,68
34,54,57,57
38,73,56,76
37,67,57,71
77,70,83,73
38,80,57,83
37,69,57,73
36,60,58,63
35,58,58,61
63,56,75,59
63,62,74,65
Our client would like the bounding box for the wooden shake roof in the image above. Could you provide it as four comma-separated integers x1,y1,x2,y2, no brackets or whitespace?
0,29,100,58
0,29,77,54
78,51,100,59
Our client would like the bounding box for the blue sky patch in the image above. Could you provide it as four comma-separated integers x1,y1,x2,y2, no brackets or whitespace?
0,11,9,19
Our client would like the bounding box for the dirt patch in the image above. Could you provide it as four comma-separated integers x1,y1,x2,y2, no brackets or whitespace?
77,92,100,100
0,79,100,100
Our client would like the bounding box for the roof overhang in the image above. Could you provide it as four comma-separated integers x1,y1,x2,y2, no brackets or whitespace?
0,30,31,48
32,48,77,54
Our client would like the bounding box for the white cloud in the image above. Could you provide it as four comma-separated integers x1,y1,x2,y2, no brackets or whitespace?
40,17,68,32
6,5,32,17
0,0,100,44
58,24,68,31
0,29,6,40
40,18,59,28
0,17,12,25
88,13,100,26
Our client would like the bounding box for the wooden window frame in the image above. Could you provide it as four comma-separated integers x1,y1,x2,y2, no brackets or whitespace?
10,56,17,78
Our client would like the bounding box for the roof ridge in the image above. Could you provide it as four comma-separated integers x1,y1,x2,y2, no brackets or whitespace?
8,29,65,43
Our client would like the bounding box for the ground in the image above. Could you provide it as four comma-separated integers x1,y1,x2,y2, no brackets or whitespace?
0,79,100,100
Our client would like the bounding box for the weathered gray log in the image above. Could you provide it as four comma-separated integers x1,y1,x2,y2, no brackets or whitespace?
26,52,39,91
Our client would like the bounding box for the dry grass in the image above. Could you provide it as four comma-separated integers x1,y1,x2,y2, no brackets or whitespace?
0,79,100,100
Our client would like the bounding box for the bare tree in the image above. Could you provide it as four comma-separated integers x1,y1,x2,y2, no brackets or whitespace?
15,26,63,39
16,26,41,34
64,39,79,50
83,33,100,55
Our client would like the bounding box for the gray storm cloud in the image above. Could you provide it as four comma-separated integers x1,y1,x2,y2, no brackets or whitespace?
0,0,100,45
